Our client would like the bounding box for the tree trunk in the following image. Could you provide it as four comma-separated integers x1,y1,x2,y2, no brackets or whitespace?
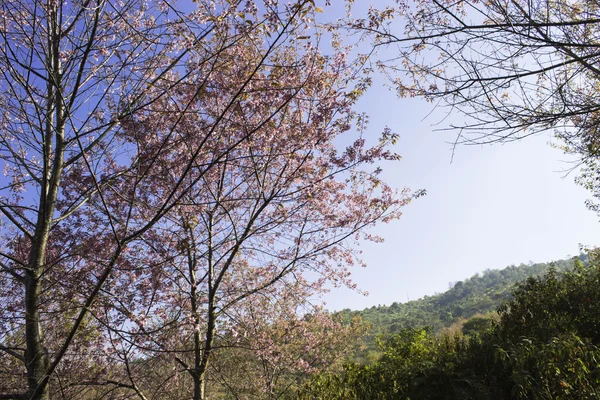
189,212,216,400
24,4,64,395
24,269,50,400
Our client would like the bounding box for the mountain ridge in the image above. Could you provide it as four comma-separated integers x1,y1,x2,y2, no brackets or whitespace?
338,255,585,361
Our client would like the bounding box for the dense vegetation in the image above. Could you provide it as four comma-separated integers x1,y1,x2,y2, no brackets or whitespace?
341,256,579,362
297,252,600,399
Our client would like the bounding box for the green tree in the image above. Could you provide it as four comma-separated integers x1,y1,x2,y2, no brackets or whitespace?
300,254,600,400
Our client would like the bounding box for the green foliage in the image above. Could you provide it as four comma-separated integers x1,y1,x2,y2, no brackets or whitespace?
461,316,493,337
297,329,501,400
299,253,600,400
343,256,577,362
498,334,600,399
497,260,600,345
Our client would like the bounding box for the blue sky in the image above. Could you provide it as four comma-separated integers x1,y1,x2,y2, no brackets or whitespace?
322,80,600,311
313,0,600,311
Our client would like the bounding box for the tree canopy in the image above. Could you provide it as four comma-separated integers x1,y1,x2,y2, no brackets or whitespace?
0,1,418,399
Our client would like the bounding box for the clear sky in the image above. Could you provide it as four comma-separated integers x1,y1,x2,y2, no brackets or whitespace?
321,74,600,312
315,0,600,311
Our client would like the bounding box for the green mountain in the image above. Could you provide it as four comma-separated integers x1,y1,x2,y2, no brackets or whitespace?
301,253,600,400
340,255,585,361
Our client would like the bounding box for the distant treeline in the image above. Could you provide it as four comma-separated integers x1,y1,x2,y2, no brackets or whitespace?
338,255,582,362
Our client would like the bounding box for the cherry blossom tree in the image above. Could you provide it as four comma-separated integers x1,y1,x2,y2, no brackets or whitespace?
207,309,365,399
0,1,418,399
89,28,414,400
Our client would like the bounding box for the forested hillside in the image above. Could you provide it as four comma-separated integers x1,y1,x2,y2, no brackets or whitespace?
341,255,582,361
300,252,600,399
